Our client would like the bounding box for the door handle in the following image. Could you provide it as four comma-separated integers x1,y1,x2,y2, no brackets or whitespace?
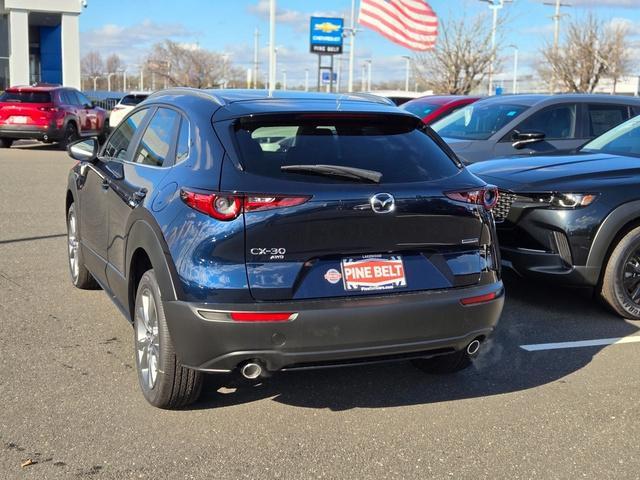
101,178,110,190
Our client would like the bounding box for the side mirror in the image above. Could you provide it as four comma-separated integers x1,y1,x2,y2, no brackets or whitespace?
67,137,99,162
512,130,546,150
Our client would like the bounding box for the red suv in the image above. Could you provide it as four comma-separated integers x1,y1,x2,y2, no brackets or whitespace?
0,84,107,149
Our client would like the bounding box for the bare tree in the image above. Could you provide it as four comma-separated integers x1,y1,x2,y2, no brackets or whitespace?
81,51,104,77
146,40,243,89
413,14,498,95
539,14,632,93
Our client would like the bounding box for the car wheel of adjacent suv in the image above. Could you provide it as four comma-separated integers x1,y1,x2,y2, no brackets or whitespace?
412,350,472,374
601,226,640,320
60,123,78,150
134,269,203,409
0,138,13,148
66,203,100,290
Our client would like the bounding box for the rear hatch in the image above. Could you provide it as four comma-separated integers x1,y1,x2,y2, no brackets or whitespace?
0,89,54,127
217,112,491,301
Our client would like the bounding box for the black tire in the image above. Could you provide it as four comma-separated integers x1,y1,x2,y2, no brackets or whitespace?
66,203,100,290
600,226,640,320
0,138,13,148
412,350,472,374
59,122,78,150
134,270,203,409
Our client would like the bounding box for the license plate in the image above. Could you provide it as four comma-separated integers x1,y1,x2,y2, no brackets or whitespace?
11,116,28,124
341,256,407,292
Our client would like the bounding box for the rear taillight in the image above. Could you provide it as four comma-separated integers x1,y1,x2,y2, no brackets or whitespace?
446,185,499,210
38,106,59,113
180,190,310,220
244,195,310,212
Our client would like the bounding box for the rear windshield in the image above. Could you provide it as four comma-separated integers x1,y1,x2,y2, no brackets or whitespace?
0,91,52,103
402,101,440,118
120,94,148,106
233,114,461,183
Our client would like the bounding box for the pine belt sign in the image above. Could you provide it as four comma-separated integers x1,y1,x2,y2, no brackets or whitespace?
310,17,344,54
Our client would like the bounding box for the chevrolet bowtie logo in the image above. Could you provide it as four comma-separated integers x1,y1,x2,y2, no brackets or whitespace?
314,22,341,33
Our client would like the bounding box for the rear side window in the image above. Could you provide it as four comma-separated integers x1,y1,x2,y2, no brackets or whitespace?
587,104,631,137
120,94,148,106
234,114,460,183
175,117,190,163
134,108,180,167
103,109,148,160
0,91,51,103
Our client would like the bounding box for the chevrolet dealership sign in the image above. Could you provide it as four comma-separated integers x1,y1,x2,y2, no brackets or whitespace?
310,17,344,54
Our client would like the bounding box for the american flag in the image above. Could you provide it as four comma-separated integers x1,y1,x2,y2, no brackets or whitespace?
358,0,438,51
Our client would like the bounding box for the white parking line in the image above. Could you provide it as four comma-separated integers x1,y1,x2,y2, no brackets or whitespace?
521,336,640,352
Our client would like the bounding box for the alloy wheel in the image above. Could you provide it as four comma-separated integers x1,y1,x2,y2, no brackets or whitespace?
622,248,640,305
67,209,79,282
135,288,160,390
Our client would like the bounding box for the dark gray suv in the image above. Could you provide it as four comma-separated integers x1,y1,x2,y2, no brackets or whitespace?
432,94,640,164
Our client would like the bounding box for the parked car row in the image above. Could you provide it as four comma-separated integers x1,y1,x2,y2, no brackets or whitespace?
59,87,640,409
0,84,149,149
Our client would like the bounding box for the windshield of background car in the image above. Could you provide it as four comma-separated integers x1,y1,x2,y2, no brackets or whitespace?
234,114,461,183
402,101,440,118
120,94,149,106
432,102,529,140
581,116,640,157
0,91,52,103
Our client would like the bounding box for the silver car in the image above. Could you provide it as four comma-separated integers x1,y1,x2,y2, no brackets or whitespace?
431,94,640,164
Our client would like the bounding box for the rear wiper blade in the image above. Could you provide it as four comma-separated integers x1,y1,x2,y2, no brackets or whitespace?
280,164,382,183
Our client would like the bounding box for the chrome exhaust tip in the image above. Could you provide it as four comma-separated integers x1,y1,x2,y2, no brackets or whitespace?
466,339,481,357
240,362,263,380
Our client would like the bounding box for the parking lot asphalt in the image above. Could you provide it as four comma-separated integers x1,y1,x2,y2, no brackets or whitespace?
1,144,640,480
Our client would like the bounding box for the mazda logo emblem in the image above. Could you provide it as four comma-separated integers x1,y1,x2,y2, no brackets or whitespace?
370,193,395,214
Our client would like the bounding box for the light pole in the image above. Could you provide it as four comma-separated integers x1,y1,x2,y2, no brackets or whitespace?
282,70,287,90
107,72,116,91
479,0,512,95
508,45,518,94
268,0,276,91
361,63,366,91
92,76,99,91
346,0,358,92
304,68,309,92
253,27,260,89
401,55,411,92
543,0,571,92
366,59,372,92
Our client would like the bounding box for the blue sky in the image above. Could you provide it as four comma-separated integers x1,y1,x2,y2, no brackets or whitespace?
79,0,640,86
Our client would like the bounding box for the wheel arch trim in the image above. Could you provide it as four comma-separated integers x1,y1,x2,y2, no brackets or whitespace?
586,199,640,272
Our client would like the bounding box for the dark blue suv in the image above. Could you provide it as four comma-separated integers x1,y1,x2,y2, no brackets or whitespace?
65,89,504,409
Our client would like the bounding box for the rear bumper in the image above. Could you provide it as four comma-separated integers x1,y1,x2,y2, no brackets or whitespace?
163,281,504,372
0,124,62,141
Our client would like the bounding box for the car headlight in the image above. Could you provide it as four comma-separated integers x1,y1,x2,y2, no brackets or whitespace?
515,193,598,209
550,193,598,208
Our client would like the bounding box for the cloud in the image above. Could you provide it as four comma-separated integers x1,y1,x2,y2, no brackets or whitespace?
80,20,193,63
571,0,638,7
247,0,344,33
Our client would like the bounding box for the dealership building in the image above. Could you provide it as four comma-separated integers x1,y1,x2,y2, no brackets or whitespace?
0,0,83,90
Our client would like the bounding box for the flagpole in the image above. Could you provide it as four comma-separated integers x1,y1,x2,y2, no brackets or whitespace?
347,0,357,92
268,0,276,92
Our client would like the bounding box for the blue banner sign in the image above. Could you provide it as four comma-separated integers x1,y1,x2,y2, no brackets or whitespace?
310,17,344,54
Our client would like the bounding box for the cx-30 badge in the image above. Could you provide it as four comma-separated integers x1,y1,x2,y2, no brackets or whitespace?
370,193,395,214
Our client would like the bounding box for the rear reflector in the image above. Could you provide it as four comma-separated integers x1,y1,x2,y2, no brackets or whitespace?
230,312,296,322
460,291,498,306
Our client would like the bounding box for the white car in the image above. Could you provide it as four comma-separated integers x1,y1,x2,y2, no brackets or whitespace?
109,92,149,129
